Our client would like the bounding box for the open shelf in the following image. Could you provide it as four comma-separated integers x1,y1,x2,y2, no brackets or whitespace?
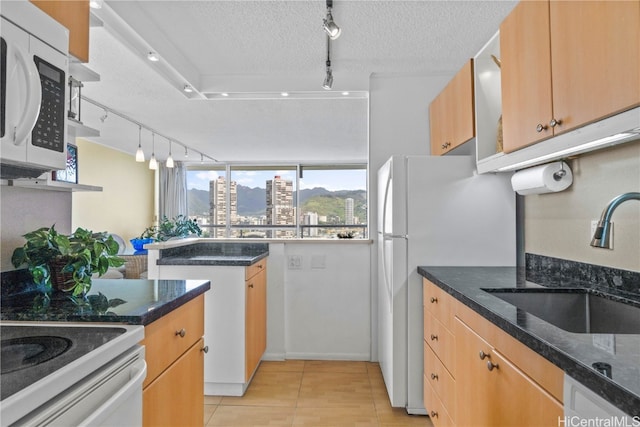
2,177,102,192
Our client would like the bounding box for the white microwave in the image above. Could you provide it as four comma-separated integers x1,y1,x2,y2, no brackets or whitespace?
0,0,68,179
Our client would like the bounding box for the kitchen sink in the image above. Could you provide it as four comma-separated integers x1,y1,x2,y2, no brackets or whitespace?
482,288,640,334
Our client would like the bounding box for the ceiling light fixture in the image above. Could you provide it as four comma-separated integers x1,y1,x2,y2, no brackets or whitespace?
221,93,229,97
149,133,158,170
99,109,108,123
166,139,175,168
184,146,189,157
183,84,194,93
323,0,341,40
135,125,145,162
89,0,103,9
281,92,289,97
322,36,333,90
147,51,160,62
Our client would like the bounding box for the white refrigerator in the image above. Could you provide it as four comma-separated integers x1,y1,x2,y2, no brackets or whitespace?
377,155,517,414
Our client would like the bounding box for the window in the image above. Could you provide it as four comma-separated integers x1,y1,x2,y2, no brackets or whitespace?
186,164,367,239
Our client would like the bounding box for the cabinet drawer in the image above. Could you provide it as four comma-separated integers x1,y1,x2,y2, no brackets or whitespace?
424,342,456,420
424,312,456,378
424,378,455,427
423,279,456,331
142,295,204,388
245,259,266,280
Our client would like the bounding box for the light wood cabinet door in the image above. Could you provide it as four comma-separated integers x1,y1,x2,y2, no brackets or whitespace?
430,59,475,155
245,267,266,381
30,0,90,62
501,0,640,154
143,338,205,427
500,0,553,152
455,319,562,427
549,1,640,132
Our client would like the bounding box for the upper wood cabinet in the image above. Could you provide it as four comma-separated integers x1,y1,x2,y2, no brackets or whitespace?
500,0,640,153
430,60,475,156
30,0,90,62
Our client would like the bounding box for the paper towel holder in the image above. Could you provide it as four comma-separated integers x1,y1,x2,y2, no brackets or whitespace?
511,161,573,195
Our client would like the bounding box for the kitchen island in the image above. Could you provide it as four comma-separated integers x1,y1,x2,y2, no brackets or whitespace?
418,264,640,419
146,239,269,396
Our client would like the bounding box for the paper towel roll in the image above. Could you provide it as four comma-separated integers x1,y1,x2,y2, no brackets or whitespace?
511,161,573,195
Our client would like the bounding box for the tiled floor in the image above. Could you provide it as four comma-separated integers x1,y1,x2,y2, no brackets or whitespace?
204,360,433,426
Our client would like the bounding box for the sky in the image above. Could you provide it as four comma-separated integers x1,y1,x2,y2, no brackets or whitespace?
187,169,366,192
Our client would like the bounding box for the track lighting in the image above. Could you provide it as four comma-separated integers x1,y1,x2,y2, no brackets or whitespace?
149,133,158,170
323,68,333,90
323,0,341,40
184,146,189,157
135,126,145,162
99,109,108,123
322,35,333,90
166,140,174,168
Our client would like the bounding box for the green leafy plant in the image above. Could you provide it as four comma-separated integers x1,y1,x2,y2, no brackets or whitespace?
11,225,124,297
140,215,202,242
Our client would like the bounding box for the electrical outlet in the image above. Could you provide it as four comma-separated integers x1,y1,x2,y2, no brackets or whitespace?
288,255,302,270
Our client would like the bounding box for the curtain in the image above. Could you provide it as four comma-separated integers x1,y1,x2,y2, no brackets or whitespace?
159,161,187,220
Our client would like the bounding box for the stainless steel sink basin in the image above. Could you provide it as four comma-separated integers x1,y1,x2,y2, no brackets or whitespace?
483,288,640,334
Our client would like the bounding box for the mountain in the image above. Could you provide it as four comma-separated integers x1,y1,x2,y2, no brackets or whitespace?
188,186,367,221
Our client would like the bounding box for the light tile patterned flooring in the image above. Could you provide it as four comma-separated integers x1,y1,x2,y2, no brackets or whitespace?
204,360,433,426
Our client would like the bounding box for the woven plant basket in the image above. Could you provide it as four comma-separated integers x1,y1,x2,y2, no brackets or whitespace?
49,258,75,291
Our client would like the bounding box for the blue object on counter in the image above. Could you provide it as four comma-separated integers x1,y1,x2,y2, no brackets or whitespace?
130,238,153,252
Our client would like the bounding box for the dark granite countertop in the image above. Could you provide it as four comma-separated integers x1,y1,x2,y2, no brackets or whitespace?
417,265,640,417
0,277,210,326
155,242,268,266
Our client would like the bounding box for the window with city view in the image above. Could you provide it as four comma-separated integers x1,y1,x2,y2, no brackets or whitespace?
186,164,367,239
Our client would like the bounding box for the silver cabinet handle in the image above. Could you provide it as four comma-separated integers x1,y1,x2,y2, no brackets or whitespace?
487,361,499,371
536,123,548,132
175,328,186,338
549,118,562,127
479,350,489,360
430,334,438,341
430,411,438,418
430,373,438,381
248,283,254,288
430,297,438,303
201,345,209,353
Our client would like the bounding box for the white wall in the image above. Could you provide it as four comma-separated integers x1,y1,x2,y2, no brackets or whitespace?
0,187,72,271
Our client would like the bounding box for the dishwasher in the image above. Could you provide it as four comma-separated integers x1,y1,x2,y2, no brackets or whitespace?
1,323,146,427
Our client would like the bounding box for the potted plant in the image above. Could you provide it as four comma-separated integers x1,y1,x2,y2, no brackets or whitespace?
155,215,202,241
11,225,125,297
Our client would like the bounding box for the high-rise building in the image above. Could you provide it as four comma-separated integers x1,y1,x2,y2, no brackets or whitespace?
266,175,294,238
345,198,355,225
303,212,319,237
209,176,237,238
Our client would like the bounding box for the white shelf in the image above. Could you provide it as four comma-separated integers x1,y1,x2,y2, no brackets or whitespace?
68,118,100,138
2,177,102,192
69,63,100,82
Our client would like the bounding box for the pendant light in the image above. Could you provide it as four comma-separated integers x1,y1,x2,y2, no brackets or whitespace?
149,133,158,170
166,139,175,168
135,125,145,162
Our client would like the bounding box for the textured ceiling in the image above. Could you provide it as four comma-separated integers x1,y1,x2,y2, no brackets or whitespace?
78,0,517,164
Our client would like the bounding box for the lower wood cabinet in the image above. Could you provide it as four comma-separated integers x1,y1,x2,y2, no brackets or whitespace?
143,337,205,427
141,295,205,426
455,319,562,426
245,261,267,381
423,278,564,427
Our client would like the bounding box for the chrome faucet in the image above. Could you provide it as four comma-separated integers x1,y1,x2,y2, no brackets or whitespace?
590,192,640,249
